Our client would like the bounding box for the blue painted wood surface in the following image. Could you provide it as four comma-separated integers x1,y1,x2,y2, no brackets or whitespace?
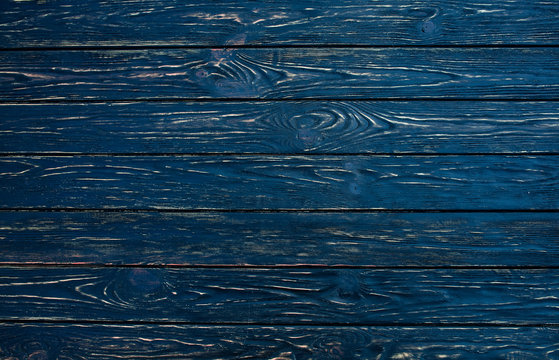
1,101,559,154
1,48,558,100
0,0,558,358
0,267,558,324
0,155,557,210
1,0,558,46
1,324,557,359
1,211,557,266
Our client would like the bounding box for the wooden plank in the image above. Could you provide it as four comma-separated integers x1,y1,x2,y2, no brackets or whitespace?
0,155,557,210
0,324,558,360
0,267,557,324
1,1,559,47
1,48,558,100
1,101,559,154
0,211,558,266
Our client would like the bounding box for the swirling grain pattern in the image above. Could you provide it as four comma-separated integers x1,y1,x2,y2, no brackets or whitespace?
1,0,558,356
0,211,557,266
2,101,557,154
0,267,558,324
1,48,558,100
1,0,558,47
0,324,557,359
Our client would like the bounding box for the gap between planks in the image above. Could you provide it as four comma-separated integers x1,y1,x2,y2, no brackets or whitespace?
1,319,559,327
1,264,559,270
0,208,558,213
3,98,559,103
1,152,559,157
2,44,559,51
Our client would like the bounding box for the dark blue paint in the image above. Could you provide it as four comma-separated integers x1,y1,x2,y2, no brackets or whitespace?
1,0,559,46
0,0,558,357
2,48,559,100
3,101,558,154
1,267,558,324
1,324,557,359
1,156,557,210
1,211,557,266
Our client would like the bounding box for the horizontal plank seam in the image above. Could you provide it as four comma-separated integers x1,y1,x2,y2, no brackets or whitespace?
4,98,559,104
0,208,557,213
1,263,558,270
2,152,559,157
1,319,558,327
1,44,559,51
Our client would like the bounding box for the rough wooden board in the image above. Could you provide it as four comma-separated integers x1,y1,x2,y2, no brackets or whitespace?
1,1,557,358
0,211,557,266
0,267,557,324
1,48,558,100
0,155,557,210
1,0,558,47
1,101,558,154
0,323,558,359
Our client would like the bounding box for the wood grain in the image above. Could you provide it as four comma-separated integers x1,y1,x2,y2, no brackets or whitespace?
0,211,557,266
0,155,557,210
1,1,557,358
0,267,557,324
1,48,558,100
1,101,558,154
1,0,558,47
0,324,558,359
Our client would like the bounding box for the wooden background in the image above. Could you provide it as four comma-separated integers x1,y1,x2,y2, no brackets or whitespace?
0,1,558,358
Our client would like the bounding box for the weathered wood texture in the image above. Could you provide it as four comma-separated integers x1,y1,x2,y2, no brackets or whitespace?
2,1,558,356
1,324,558,360
1,0,558,47
1,101,558,154
0,267,557,324
1,48,558,100
1,156,557,210
1,211,557,266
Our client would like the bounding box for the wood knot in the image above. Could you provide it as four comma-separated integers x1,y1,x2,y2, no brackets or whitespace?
127,268,162,293
335,271,362,301
296,128,323,147
421,20,436,34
